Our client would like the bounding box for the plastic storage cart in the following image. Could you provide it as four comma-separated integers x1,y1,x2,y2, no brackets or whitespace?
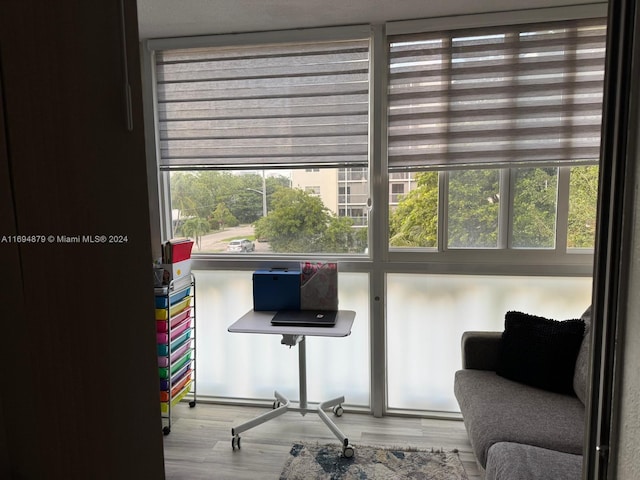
155,274,196,435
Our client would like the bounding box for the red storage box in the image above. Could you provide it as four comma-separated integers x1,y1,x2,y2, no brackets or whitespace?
162,239,194,263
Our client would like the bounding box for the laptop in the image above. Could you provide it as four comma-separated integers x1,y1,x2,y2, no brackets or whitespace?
270,310,338,327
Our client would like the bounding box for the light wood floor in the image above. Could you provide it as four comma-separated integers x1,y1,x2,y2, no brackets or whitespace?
162,401,483,479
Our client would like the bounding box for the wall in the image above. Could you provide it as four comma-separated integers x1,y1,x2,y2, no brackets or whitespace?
614,194,640,477
0,1,165,478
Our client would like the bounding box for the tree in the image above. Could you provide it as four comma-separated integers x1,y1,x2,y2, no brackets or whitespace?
568,165,598,248
254,188,359,253
211,202,238,230
511,168,558,248
254,188,327,252
448,169,500,248
323,216,358,253
391,166,599,250
170,171,291,227
180,217,210,250
389,172,438,247
170,172,215,221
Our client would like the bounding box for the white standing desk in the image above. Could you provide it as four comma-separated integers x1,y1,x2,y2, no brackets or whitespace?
227,309,356,457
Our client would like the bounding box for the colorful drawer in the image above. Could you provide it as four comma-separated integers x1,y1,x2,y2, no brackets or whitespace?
156,318,191,344
157,330,191,356
159,360,191,390
158,340,191,367
159,351,192,380
155,296,192,320
155,287,191,309
160,380,193,413
160,371,192,402
156,309,191,333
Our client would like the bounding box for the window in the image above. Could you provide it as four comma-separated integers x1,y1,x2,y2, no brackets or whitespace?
304,185,321,196
511,167,558,249
448,169,500,248
387,18,606,253
386,273,592,411
155,36,370,255
390,183,405,203
147,12,604,416
568,165,599,249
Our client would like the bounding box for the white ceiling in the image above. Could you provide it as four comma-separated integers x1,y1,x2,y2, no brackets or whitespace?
136,0,599,40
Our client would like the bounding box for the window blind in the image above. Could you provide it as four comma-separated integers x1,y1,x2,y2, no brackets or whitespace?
155,39,370,171
387,18,607,172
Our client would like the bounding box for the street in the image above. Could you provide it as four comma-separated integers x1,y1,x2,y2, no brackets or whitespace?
191,224,270,253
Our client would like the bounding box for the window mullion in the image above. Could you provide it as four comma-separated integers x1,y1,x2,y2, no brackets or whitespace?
439,33,453,252
370,23,387,418
556,166,571,251
502,29,518,250
439,171,449,251
159,172,173,241
500,168,511,249
505,168,516,249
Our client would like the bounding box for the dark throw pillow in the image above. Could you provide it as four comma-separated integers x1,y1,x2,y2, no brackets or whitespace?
496,311,585,395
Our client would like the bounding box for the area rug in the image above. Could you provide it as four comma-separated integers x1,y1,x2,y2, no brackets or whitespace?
279,442,469,479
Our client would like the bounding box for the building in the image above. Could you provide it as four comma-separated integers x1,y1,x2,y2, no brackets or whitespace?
292,167,415,227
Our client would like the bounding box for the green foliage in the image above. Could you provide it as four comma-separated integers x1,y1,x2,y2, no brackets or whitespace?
211,202,238,230
180,217,210,249
254,188,360,253
324,216,359,253
170,164,599,254
354,226,369,253
512,168,557,248
391,166,598,250
447,170,500,248
389,172,438,247
568,165,598,248
171,172,215,221
170,171,290,228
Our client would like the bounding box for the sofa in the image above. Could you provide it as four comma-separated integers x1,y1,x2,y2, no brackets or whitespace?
454,307,592,480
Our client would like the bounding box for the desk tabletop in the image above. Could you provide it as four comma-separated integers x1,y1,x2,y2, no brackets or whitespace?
228,310,355,337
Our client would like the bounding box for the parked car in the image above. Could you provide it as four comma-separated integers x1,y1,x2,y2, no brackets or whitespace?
227,239,255,252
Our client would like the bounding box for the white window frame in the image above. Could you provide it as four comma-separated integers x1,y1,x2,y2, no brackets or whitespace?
142,4,606,418
384,4,606,275
433,165,580,252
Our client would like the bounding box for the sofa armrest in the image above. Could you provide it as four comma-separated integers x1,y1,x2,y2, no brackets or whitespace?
461,331,502,370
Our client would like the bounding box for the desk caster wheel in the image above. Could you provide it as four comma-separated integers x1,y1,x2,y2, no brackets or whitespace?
342,445,355,458
163,426,171,436
232,435,241,450
333,405,344,417
189,400,196,408
273,400,281,409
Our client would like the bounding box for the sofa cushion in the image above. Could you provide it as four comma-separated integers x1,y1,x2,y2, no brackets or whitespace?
454,369,585,468
573,306,592,405
496,311,585,394
486,442,583,480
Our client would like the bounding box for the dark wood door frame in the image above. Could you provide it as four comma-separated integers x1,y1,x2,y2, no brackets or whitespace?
586,0,639,478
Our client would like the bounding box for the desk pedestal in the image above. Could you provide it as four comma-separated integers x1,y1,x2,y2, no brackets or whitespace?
230,335,354,457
